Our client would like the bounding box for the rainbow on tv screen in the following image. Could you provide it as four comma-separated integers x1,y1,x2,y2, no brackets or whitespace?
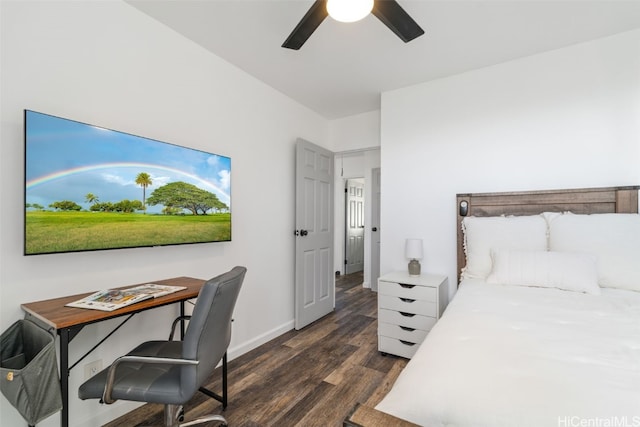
24,110,231,255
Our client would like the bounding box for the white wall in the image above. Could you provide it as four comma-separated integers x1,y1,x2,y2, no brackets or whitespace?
328,110,380,152
380,29,640,299
0,1,328,426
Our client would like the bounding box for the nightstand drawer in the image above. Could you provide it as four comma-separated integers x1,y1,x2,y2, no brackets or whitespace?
379,322,429,343
378,281,437,301
378,336,420,359
379,295,436,317
378,308,437,331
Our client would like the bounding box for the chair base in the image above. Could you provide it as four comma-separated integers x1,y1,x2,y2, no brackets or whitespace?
181,414,227,427
165,404,227,427
163,352,228,427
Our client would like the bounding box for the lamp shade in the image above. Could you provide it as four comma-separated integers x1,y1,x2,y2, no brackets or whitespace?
405,239,423,260
327,0,374,23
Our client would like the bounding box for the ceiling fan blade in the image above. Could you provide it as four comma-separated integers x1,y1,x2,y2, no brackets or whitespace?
372,0,424,43
282,0,328,50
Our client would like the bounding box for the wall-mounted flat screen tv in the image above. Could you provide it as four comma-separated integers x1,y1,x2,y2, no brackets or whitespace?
24,110,231,255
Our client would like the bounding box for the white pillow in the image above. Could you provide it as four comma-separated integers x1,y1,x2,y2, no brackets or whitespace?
462,215,548,279
486,249,600,295
549,214,640,292
549,213,640,292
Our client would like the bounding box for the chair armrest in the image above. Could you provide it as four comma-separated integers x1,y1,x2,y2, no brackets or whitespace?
103,355,199,404
169,315,192,340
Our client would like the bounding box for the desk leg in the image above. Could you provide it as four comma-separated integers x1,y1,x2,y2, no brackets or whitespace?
59,328,70,427
180,301,186,340
222,352,228,409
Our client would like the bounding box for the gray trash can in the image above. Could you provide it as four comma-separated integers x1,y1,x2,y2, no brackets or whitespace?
1,318,62,426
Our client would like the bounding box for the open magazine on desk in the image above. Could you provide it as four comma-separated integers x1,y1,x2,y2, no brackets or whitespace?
66,284,187,312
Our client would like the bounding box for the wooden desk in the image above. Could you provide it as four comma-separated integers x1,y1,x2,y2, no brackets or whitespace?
21,276,205,427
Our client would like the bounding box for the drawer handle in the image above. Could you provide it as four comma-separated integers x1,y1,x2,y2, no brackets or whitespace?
399,340,416,346
400,326,416,332
399,297,416,303
399,312,415,317
399,283,416,289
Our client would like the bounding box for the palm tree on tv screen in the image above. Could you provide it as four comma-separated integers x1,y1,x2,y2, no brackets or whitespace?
135,172,152,214
85,193,99,206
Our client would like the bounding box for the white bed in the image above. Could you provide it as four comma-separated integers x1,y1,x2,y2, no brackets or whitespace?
376,280,640,426
375,186,640,427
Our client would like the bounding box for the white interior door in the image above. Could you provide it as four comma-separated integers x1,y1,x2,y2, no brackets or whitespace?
345,179,365,274
295,139,334,330
370,168,381,291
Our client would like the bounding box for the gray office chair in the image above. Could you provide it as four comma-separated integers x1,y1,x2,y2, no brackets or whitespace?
79,266,246,427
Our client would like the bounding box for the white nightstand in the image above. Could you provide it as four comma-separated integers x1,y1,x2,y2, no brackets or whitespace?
377,271,448,359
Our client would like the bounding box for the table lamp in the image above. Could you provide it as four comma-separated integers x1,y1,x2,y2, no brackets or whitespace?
405,239,423,276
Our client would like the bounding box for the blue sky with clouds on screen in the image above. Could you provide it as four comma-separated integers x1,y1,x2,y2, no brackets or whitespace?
25,111,231,213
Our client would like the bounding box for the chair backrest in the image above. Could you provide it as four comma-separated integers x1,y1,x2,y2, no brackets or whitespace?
181,266,246,394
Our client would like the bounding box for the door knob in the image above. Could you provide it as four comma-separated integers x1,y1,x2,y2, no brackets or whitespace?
372,227,378,232
300,229,309,236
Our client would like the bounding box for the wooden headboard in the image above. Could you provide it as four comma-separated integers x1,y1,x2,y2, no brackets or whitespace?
456,186,639,284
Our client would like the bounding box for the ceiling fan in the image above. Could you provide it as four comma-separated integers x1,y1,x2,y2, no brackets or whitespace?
282,0,424,50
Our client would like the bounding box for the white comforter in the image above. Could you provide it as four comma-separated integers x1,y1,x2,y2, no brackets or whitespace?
375,280,640,427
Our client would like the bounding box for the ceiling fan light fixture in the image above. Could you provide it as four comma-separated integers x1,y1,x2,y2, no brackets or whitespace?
326,0,374,23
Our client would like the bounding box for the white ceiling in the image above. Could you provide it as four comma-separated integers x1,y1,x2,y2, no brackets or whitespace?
127,0,640,120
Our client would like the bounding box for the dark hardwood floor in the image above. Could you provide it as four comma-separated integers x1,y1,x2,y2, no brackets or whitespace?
104,272,407,427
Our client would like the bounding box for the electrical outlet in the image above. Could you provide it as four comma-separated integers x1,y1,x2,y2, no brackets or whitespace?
84,360,102,380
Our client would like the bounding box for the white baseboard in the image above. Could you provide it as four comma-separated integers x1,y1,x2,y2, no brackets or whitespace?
227,319,294,361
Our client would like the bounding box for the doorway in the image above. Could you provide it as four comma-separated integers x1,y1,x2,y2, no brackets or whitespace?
344,179,365,274
335,149,381,290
